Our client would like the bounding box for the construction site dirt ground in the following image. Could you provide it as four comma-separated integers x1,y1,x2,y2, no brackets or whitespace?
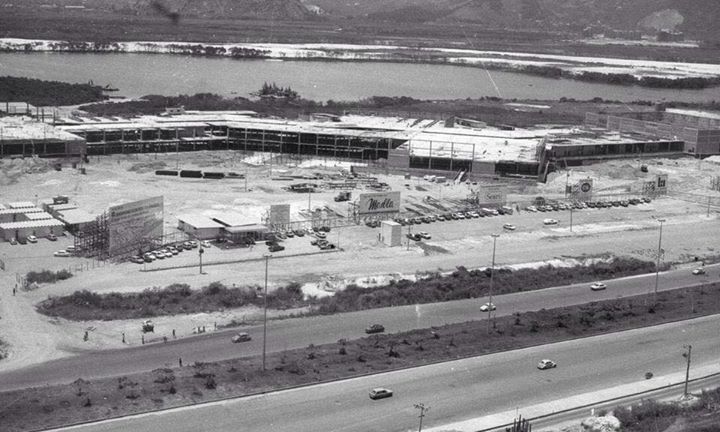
0,151,719,373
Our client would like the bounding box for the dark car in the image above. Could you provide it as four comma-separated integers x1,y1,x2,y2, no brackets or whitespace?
365,324,385,334
17,238,27,245
268,244,285,252
406,233,422,241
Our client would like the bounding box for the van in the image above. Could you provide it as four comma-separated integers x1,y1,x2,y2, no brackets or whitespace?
501,206,514,215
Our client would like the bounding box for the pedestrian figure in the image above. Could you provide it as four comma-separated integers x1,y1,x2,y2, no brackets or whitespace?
13,285,16,296
141,334,145,345
83,331,88,342
172,328,176,339
179,357,183,367
163,336,168,343
214,322,217,330
122,332,126,344
202,325,206,333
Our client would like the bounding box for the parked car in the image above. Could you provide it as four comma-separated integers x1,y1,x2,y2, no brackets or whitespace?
168,246,179,255
17,238,27,245
418,231,431,240
285,231,295,238
319,242,336,250
54,250,71,257
130,255,144,264
537,359,557,370
692,268,706,275
436,215,446,221
9,238,17,245
468,211,480,218
315,231,327,239
590,282,607,291
294,229,305,237
268,244,285,252
525,206,538,212
406,233,422,241
231,332,252,343
365,324,385,334
502,223,516,231
141,320,154,333
47,233,57,241
65,245,76,253
200,240,212,248
27,235,38,243
543,218,559,225
143,253,156,262
369,388,393,400
480,302,496,312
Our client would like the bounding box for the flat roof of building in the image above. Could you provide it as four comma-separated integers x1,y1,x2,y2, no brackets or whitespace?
665,108,720,121
178,214,225,229
48,203,79,211
0,207,43,215
0,219,64,230
7,201,36,209
25,212,54,220
56,209,96,225
0,117,85,141
210,211,254,227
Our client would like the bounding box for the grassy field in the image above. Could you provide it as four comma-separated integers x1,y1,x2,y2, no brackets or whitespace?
4,282,719,432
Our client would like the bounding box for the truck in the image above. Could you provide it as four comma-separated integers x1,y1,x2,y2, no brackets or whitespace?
334,191,351,202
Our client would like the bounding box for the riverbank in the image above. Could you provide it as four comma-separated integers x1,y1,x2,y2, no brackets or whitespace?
3,38,720,90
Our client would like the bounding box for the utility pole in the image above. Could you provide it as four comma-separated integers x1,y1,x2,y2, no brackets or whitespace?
198,246,204,274
683,344,692,398
407,224,413,251
262,253,271,371
414,403,429,432
488,234,499,333
653,218,666,307
569,205,573,233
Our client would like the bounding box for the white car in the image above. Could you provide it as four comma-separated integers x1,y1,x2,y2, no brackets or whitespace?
526,206,538,212
418,231,431,240
54,250,71,257
590,282,607,291
480,302,496,312
503,223,516,231
543,218,559,225
369,388,393,400
200,240,212,248
537,359,557,370
692,268,706,275
27,235,38,243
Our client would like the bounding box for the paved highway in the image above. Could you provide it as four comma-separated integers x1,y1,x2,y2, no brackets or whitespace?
0,264,717,391
48,314,720,432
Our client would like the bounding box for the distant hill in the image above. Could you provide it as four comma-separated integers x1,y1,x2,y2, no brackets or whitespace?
307,0,720,40
3,0,314,20
3,0,720,41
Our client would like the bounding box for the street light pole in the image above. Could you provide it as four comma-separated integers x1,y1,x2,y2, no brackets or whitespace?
683,344,692,398
262,253,271,371
488,234,499,334
569,206,573,233
653,218,666,307
414,403,429,432
198,246,204,274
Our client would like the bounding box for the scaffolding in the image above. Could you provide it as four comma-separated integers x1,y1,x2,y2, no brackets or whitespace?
74,212,109,259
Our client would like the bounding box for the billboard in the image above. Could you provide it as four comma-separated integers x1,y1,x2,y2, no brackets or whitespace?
571,178,594,200
478,184,507,205
108,196,164,256
358,191,401,215
269,204,291,227
656,174,668,195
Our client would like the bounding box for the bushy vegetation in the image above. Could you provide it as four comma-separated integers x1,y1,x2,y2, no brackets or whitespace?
614,388,720,432
37,281,305,320
257,82,299,99
26,269,73,285
315,258,656,314
0,76,106,106
37,258,656,320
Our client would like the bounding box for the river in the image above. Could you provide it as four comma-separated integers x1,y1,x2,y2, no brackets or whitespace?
3,52,720,103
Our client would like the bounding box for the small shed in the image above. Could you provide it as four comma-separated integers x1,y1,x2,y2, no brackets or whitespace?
380,220,402,247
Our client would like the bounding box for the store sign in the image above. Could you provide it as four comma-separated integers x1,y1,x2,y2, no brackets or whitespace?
572,178,593,199
358,192,401,214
